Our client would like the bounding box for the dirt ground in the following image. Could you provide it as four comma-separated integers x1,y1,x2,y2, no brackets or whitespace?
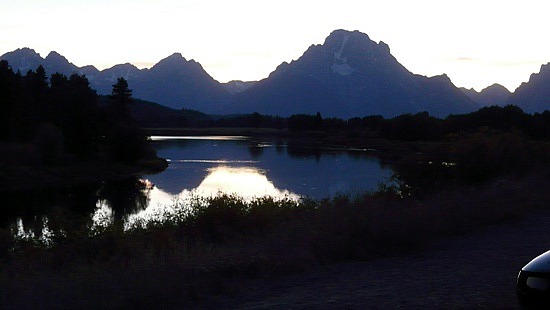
192,208,550,309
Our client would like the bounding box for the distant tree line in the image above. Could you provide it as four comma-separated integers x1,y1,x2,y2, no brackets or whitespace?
0,61,154,165
205,112,286,129
199,105,550,141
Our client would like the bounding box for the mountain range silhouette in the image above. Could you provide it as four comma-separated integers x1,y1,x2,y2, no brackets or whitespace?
2,29,548,117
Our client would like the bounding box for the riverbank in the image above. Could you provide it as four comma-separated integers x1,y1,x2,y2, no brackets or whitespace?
0,157,167,192
144,127,294,138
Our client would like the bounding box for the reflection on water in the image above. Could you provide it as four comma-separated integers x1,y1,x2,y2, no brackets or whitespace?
14,216,55,247
90,200,115,235
125,166,300,230
149,136,393,197
15,218,35,241
196,166,299,199
123,187,194,230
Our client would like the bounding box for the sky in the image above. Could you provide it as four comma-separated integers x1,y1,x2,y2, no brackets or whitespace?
1,0,548,92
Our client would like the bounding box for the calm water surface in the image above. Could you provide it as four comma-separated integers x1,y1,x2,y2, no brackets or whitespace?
5,136,393,240
147,135,392,199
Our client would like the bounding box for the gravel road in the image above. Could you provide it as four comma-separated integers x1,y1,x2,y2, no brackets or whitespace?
195,209,550,309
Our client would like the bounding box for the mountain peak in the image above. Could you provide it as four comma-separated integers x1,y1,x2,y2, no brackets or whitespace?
539,62,550,75
462,83,511,106
45,51,65,59
222,80,257,94
322,29,395,71
327,29,370,40
105,62,140,71
522,62,550,87
509,62,550,112
324,29,372,49
163,52,187,63
324,29,392,53
0,47,44,73
150,53,191,72
378,41,391,54
429,74,455,86
44,51,72,66
10,47,41,58
43,50,79,76
481,83,511,94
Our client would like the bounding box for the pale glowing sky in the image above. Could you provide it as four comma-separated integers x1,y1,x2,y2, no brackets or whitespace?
1,0,548,91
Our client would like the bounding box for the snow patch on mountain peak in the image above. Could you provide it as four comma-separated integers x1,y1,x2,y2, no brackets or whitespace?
334,34,350,61
331,34,354,76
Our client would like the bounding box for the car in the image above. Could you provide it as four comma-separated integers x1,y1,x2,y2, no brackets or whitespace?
517,250,550,308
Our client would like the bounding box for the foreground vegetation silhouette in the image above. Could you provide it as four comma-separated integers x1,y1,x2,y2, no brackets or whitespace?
2,177,550,308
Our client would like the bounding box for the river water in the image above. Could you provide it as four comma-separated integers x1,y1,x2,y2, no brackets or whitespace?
148,136,391,199
3,136,393,240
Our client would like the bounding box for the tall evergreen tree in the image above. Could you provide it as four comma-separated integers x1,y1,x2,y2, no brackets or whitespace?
105,77,153,163
109,77,132,122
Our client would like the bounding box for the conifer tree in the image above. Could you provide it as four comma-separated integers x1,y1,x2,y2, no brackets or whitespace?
109,77,132,122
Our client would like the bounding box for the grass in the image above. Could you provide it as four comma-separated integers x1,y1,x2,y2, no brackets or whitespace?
1,169,549,308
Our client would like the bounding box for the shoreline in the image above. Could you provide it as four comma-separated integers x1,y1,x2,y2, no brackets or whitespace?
143,126,432,162
0,158,168,193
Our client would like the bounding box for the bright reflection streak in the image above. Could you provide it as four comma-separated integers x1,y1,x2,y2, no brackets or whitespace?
175,159,259,164
124,166,300,230
150,136,248,141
